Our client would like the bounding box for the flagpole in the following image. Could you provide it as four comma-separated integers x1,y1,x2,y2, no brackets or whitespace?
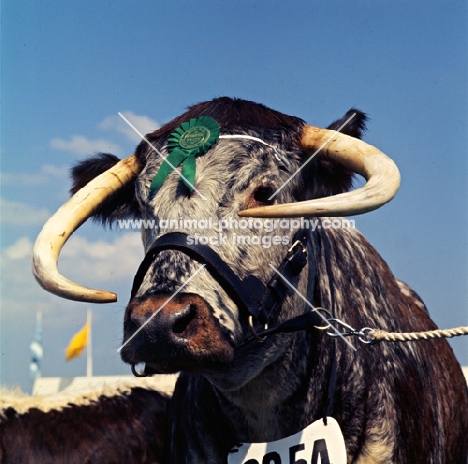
86,308,93,377
30,310,43,393
36,310,43,381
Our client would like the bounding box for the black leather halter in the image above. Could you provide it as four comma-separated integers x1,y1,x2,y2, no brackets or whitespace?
130,229,338,421
130,229,323,339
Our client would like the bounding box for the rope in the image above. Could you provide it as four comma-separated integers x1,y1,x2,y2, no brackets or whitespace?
325,318,468,344
366,326,468,344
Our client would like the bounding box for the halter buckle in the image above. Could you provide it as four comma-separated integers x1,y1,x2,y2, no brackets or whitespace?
248,315,268,342
288,240,307,255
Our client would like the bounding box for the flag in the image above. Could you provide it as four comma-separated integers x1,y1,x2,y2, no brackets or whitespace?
65,320,90,361
29,312,43,380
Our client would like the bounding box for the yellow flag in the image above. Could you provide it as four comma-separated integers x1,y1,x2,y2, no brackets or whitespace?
65,321,89,361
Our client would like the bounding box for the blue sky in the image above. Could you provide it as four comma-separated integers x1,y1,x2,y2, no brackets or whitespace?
1,0,467,392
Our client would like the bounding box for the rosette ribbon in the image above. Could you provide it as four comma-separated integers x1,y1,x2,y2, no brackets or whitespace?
150,116,220,195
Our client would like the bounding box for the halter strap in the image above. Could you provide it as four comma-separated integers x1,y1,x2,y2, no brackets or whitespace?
219,134,289,164
130,229,313,329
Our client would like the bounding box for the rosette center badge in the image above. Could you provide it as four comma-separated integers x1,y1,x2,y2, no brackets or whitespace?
150,116,220,195
179,126,212,150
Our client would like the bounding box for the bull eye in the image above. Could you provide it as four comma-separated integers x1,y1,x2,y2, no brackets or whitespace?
254,186,275,203
245,185,277,209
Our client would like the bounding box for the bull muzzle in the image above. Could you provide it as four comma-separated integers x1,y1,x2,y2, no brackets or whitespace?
121,292,235,373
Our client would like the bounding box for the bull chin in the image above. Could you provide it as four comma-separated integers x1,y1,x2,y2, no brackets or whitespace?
120,343,235,376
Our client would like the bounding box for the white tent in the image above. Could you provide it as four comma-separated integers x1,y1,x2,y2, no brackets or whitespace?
32,374,177,396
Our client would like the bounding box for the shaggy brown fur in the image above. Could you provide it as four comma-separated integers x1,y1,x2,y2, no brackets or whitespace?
0,386,169,464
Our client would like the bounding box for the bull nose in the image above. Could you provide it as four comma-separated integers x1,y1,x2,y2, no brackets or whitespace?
125,293,204,347
131,301,198,341
130,300,195,329
122,292,235,369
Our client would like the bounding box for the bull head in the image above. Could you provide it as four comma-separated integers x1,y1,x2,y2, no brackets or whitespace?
32,98,400,381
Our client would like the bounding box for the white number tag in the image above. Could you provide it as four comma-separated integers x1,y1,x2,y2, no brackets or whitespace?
228,417,347,464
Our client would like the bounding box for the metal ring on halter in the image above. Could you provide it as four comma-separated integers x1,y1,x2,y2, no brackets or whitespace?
312,307,334,330
131,363,148,377
358,327,375,344
248,315,268,342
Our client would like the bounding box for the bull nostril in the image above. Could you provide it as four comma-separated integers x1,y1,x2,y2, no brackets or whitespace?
172,304,197,335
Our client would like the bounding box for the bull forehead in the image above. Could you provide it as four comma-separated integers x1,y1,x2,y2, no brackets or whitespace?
136,138,302,251
131,138,306,334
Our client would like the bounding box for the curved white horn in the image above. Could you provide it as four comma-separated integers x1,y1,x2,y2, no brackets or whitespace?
238,125,400,218
32,154,142,303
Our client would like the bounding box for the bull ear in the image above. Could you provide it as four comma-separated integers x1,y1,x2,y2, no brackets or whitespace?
306,109,367,197
70,153,140,226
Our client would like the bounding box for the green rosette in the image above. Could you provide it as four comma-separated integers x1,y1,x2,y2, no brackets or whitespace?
150,116,220,195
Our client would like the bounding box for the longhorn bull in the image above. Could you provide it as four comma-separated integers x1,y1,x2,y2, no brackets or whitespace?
31,97,468,463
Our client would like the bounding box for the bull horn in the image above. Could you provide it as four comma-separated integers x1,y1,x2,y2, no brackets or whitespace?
238,124,400,217
32,154,142,303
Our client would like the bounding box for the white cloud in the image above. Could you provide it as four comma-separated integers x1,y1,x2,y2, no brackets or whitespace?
60,233,144,282
99,111,159,143
50,135,123,157
1,232,143,313
2,231,144,292
3,237,33,260
2,232,144,284
47,111,157,159
0,164,68,187
0,198,51,226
